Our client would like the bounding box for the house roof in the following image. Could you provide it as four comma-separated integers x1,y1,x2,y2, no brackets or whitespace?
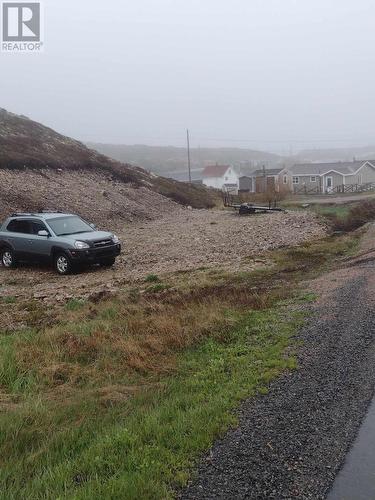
290,161,375,176
202,165,231,178
252,167,285,176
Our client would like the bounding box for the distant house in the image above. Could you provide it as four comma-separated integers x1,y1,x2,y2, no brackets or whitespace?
202,165,239,193
239,167,292,193
239,175,253,192
289,160,375,193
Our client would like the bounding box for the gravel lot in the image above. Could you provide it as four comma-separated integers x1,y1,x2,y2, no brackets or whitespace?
0,209,325,311
182,226,375,499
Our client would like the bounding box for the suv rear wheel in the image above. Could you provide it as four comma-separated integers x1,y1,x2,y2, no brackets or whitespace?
54,252,72,275
1,247,16,269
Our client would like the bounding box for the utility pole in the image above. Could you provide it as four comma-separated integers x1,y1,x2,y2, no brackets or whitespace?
187,129,192,183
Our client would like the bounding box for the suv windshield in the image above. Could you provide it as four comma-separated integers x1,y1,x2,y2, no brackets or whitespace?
47,216,93,236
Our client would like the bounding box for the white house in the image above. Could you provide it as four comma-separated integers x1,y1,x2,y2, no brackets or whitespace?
202,165,239,193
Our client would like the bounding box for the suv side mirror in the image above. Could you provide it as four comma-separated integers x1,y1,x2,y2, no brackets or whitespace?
38,230,49,237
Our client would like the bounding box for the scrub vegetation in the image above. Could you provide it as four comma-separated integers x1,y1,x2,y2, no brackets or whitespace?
0,231,360,499
286,199,375,233
329,199,375,232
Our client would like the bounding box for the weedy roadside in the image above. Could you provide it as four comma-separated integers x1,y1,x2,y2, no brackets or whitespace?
0,230,361,499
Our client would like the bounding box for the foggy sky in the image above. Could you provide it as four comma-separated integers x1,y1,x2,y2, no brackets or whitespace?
1,0,375,152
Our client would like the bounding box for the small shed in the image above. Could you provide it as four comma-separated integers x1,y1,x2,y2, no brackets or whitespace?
239,176,253,192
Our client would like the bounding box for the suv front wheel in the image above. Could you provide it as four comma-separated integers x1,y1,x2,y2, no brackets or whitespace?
100,257,116,268
1,247,17,269
54,252,73,276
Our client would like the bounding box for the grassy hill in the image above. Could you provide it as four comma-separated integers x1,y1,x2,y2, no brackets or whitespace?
88,143,283,179
0,109,220,209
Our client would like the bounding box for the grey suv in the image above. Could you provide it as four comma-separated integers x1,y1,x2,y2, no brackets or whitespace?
0,213,121,275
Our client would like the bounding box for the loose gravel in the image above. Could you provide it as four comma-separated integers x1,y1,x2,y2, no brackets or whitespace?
0,168,180,226
182,229,375,499
0,209,325,309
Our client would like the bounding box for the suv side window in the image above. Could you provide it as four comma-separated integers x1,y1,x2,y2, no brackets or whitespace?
6,219,32,234
30,221,49,235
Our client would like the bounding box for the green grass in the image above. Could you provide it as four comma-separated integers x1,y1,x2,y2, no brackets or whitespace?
281,201,357,220
65,298,86,311
144,274,161,283
0,306,301,500
296,291,318,303
0,333,37,393
312,203,353,219
304,199,375,233
1,296,16,304
0,232,360,499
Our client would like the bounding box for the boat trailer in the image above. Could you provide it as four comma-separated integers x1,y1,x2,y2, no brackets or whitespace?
231,203,284,215
222,189,285,215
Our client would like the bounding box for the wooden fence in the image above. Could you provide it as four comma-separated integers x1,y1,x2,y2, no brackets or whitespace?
331,182,375,194
294,182,375,195
293,186,321,195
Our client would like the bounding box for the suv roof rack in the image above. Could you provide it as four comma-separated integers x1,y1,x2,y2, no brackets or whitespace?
11,212,37,217
11,211,63,217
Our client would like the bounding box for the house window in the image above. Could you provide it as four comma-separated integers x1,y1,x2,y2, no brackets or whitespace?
225,176,229,181
283,175,288,184
310,176,317,183
292,176,299,184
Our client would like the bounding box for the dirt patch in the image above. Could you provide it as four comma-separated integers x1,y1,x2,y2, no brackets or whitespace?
0,209,326,330
307,224,375,302
124,209,326,275
0,391,19,412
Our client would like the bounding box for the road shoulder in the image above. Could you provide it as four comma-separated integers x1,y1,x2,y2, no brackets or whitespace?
182,225,375,499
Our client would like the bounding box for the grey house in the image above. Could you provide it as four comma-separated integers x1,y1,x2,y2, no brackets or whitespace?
239,167,292,193
290,160,375,193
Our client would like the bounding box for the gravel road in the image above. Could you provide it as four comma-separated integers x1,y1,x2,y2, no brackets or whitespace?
295,192,375,205
182,226,375,499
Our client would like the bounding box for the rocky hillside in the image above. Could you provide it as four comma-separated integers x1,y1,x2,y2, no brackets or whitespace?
0,109,220,210
0,168,181,229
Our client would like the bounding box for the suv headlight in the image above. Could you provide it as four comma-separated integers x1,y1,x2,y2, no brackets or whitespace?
74,240,90,249
112,234,120,244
